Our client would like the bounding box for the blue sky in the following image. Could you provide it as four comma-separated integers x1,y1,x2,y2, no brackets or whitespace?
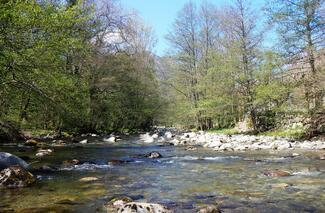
121,0,271,56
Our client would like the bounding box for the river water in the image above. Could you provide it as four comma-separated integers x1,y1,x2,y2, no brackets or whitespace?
0,136,324,212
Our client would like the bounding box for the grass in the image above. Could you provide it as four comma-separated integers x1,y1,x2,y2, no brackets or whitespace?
258,127,307,139
207,128,239,135
207,127,307,139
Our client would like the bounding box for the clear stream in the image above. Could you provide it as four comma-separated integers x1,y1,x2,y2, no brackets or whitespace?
0,136,324,212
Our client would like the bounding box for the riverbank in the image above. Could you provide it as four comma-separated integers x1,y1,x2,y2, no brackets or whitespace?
140,128,325,153
9,127,325,153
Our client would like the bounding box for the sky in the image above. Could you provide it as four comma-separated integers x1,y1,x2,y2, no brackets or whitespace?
121,0,271,56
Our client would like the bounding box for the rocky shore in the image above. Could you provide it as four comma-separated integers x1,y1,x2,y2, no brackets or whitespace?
140,128,325,152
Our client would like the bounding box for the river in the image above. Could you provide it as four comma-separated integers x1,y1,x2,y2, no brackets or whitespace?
0,136,324,212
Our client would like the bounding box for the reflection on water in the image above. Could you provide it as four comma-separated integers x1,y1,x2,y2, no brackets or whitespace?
0,137,324,212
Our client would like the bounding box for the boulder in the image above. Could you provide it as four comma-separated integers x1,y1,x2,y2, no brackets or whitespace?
170,138,180,145
0,166,35,188
157,137,165,143
197,205,221,213
105,196,134,212
62,159,80,167
165,131,173,139
117,202,173,213
145,151,162,159
53,139,66,145
139,133,155,143
79,139,87,144
184,132,196,138
103,136,116,143
152,133,159,139
205,141,222,148
275,141,292,150
25,139,38,147
35,149,53,157
107,196,133,206
0,152,29,171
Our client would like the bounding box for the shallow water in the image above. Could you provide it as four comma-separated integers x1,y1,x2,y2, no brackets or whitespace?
0,136,324,212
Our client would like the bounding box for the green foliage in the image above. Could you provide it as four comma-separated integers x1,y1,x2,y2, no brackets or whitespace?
0,0,162,138
89,53,160,131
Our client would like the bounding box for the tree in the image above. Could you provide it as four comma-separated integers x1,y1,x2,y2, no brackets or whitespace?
0,0,162,140
218,0,264,131
166,1,201,129
166,1,222,130
266,0,324,110
0,0,92,132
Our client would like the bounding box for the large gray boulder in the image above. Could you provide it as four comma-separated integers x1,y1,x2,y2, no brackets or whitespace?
0,152,29,171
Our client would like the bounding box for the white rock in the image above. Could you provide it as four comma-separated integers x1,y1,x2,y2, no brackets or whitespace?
170,138,180,145
113,200,126,206
184,132,196,138
206,141,222,148
165,131,173,139
219,143,233,151
80,139,87,144
158,137,165,143
36,149,53,157
140,133,154,143
35,152,46,157
103,136,116,143
152,133,159,139
118,202,173,213
196,135,207,144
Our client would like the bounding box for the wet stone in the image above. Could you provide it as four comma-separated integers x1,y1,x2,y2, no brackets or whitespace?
0,166,35,188
145,151,163,159
197,205,221,213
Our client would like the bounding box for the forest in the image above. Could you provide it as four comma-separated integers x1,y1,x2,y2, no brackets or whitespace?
0,0,324,141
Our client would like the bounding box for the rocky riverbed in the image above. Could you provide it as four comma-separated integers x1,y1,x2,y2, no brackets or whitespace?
0,129,324,212
139,129,325,153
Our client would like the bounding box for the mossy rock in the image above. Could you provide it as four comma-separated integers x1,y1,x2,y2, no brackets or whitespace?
25,139,39,146
0,166,35,188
